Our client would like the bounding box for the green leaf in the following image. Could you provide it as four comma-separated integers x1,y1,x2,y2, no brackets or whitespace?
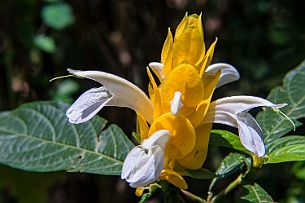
34,35,56,53
241,183,273,203
210,130,248,153
256,60,305,143
265,136,305,163
42,3,75,30
0,101,134,175
139,183,161,203
215,153,250,179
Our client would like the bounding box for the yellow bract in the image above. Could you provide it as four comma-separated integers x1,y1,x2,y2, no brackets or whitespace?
149,113,196,160
161,63,204,109
137,13,219,189
178,124,212,169
173,14,205,69
160,169,188,189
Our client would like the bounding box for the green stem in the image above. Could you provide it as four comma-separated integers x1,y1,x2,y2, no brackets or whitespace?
210,174,243,203
181,189,206,203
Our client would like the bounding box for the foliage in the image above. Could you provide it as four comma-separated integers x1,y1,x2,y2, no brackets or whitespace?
0,101,134,175
241,183,273,203
257,60,305,143
1,0,305,202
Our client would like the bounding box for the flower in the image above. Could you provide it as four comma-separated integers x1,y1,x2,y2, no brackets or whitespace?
66,13,284,190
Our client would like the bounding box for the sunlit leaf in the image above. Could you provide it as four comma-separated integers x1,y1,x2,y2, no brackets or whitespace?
215,153,250,179
210,130,248,154
265,136,305,163
241,183,273,203
0,101,134,175
42,3,75,30
34,35,56,53
256,60,305,143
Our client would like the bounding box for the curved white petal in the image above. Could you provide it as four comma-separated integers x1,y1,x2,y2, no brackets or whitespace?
205,63,240,88
205,96,281,118
66,87,113,124
141,129,170,149
202,96,283,157
203,110,238,127
121,145,164,188
237,112,265,157
149,62,164,82
203,110,266,157
121,130,170,187
68,69,153,123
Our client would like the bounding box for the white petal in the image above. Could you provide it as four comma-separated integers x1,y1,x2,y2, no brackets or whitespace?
141,129,170,149
121,145,164,188
170,91,183,115
202,96,278,157
68,69,153,123
66,87,113,124
205,63,240,88
149,62,164,82
202,110,266,157
237,112,265,157
205,96,280,118
203,110,238,127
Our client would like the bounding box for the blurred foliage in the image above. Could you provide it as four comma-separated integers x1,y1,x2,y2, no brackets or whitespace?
0,166,65,203
1,0,305,202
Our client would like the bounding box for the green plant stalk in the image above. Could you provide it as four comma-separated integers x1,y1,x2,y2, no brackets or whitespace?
181,189,206,203
208,174,243,203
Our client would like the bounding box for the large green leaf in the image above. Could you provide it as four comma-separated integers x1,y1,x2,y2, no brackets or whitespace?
256,60,305,143
265,136,305,163
241,183,273,203
0,101,134,175
215,153,250,179
210,130,248,154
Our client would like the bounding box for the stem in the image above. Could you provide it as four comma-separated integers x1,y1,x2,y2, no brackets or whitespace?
210,174,243,203
181,189,206,203
206,178,217,202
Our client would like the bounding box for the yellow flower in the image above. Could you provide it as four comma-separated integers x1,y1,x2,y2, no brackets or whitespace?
66,13,282,190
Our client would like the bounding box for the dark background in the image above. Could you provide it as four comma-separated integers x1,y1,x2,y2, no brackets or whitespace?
1,0,305,202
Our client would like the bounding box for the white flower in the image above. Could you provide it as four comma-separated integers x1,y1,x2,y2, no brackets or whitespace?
121,130,170,188
66,69,153,124
202,96,285,157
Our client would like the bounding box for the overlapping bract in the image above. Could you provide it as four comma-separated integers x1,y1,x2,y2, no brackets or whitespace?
66,13,283,190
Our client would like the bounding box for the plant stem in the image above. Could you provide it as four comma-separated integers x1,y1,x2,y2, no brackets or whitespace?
210,174,243,203
181,189,206,203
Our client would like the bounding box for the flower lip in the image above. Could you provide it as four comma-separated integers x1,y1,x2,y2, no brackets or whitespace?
202,96,286,157
68,69,153,123
205,63,240,88
149,62,164,82
121,130,170,188
66,87,113,124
